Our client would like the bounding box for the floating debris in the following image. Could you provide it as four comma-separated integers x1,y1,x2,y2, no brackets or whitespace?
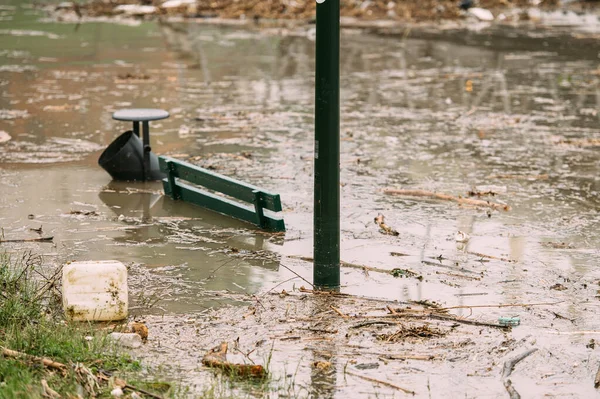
0,130,11,143
455,231,470,243
498,316,521,327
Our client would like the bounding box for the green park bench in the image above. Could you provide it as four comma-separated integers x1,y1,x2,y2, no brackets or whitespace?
158,156,285,232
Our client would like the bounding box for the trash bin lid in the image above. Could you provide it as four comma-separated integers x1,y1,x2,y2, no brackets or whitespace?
112,108,170,122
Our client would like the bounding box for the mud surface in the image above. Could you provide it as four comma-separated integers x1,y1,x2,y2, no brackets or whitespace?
2,0,600,397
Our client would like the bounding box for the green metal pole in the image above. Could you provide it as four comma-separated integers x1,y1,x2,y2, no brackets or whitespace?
314,0,340,289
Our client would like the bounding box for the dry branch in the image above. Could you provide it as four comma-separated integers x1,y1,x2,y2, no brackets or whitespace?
380,353,435,361
374,214,399,236
346,370,415,395
504,379,521,399
384,309,510,330
384,189,511,211
468,251,516,262
41,379,60,399
202,342,267,379
0,236,54,243
439,301,562,312
288,255,420,279
502,348,538,379
595,363,600,388
350,321,399,329
1,347,67,372
330,305,349,318
501,348,538,399
421,259,482,275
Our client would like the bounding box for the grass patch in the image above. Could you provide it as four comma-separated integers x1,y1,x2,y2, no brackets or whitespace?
0,252,172,398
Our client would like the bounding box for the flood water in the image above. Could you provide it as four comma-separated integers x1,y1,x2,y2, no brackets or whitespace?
2,1,600,397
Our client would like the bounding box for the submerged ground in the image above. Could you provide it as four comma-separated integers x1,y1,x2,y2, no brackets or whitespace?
1,0,600,397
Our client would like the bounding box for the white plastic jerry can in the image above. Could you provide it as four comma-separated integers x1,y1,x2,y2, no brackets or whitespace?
62,260,128,321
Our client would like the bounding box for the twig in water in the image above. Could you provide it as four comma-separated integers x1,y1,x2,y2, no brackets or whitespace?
346,370,415,395
384,189,511,211
468,251,516,263
278,263,315,289
262,276,302,296
0,236,54,243
383,310,510,330
439,300,563,312
287,255,417,278
299,327,338,334
374,214,399,236
501,348,538,399
504,379,520,399
421,259,482,276
201,342,267,379
330,305,348,318
349,321,398,329
380,353,435,361
502,348,538,379
436,271,481,281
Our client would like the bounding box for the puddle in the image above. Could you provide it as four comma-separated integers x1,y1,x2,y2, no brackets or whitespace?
1,0,600,397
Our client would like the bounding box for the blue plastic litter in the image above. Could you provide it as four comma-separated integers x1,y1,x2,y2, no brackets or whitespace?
498,316,520,326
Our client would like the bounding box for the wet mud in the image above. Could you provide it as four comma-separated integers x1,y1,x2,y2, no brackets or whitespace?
1,0,600,397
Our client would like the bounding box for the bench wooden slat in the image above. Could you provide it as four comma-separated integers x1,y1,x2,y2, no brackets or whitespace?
162,180,285,231
159,156,282,212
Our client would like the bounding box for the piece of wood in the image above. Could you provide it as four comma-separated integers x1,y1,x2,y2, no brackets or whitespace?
0,236,54,243
436,271,481,281
349,321,399,329
468,251,516,263
287,255,420,278
299,327,338,334
594,363,600,388
1,347,67,372
330,305,348,319
202,342,267,379
384,310,510,330
439,301,563,312
383,189,511,211
346,370,415,395
41,379,61,399
502,348,538,379
374,214,399,236
381,354,435,361
421,259,482,275
503,378,521,399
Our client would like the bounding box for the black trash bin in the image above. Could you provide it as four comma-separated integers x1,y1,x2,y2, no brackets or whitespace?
98,130,165,181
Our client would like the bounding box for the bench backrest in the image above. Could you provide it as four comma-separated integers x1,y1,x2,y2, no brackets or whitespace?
159,156,285,232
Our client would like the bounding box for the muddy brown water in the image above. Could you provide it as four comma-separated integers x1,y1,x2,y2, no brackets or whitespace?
1,1,600,397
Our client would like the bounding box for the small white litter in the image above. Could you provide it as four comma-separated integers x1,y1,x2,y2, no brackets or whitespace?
113,5,157,15
468,7,494,21
455,231,471,243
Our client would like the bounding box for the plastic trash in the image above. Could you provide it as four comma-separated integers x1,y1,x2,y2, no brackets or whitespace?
468,7,494,21
498,316,520,327
108,332,142,349
62,260,128,321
